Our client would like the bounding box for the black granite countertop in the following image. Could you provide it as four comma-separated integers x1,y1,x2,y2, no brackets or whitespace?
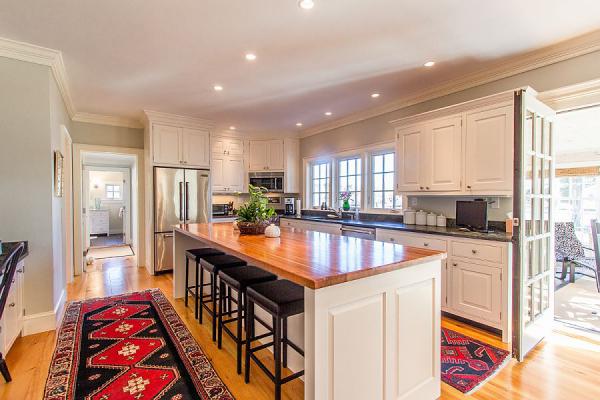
0,241,29,265
280,216,513,242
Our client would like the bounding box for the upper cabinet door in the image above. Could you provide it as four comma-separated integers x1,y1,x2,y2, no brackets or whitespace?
211,154,226,192
153,124,181,165
181,128,210,168
465,105,513,192
267,139,284,170
226,138,244,156
249,140,269,171
225,156,245,192
211,137,226,154
396,125,423,191
425,116,463,192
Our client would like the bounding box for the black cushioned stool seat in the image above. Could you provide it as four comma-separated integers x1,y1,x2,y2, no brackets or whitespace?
217,266,277,374
245,279,305,400
184,247,225,320
199,254,247,341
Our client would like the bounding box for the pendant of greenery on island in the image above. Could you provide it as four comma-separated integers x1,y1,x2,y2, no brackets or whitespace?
236,184,278,234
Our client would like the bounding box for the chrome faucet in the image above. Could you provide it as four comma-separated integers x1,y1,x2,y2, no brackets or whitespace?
327,208,343,219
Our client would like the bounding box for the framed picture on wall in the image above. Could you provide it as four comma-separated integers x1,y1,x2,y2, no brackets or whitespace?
54,150,64,197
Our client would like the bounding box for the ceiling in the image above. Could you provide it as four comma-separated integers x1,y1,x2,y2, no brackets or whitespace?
2,1,600,134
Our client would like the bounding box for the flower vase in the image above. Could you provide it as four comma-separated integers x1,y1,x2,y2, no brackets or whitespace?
342,199,350,211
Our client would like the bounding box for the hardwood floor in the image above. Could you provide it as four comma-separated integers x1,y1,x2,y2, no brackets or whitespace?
1,257,600,400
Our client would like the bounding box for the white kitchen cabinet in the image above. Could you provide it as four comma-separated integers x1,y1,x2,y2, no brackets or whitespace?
465,105,513,192
449,260,502,325
212,155,245,193
375,229,511,342
395,116,462,193
280,218,341,235
152,124,181,165
211,136,243,156
396,124,423,192
249,139,285,171
284,138,300,193
152,123,210,168
0,259,24,356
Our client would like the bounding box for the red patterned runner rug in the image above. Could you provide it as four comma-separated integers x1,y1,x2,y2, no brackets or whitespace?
441,327,510,394
44,289,234,400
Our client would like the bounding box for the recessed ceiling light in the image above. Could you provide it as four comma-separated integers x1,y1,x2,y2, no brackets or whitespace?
371,93,380,98
298,0,314,10
213,84,223,91
229,126,236,130
424,61,435,67
325,112,332,116
245,53,257,61
296,122,303,127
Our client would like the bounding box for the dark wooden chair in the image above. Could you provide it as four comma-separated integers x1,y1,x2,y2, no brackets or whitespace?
0,242,25,382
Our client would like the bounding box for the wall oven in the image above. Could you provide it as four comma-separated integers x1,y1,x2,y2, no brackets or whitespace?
248,172,284,192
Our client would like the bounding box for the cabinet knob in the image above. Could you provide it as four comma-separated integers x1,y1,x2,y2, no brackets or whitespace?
471,249,478,254
453,263,458,267
8,302,15,308
423,242,429,247
420,186,424,190
467,185,472,189
426,186,430,190
390,238,395,242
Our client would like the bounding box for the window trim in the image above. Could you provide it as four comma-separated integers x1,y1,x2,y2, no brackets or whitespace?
309,159,332,209
367,149,402,211
335,155,363,210
105,183,122,200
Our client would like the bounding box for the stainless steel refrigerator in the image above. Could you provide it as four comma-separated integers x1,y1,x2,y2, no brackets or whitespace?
154,167,209,272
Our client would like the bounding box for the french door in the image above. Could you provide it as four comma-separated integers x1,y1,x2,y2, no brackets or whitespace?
512,89,556,361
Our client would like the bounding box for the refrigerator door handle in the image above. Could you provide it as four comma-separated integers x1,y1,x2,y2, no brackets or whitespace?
179,182,184,223
185,182,190,221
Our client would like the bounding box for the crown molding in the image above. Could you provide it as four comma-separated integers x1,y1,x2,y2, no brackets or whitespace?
143,110,215,130
538,78,600,111
72,112,143,129
300,29,600,138
0,36,76,117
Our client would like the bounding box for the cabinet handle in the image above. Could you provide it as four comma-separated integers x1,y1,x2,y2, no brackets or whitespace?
467,185,472,189
471,249,478,254
453,263,457,267
426,186,430,190
8,302,15,308
419,186,424,190
423,242,429,247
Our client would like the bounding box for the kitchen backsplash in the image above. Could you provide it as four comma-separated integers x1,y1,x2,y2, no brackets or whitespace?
408,195,512,222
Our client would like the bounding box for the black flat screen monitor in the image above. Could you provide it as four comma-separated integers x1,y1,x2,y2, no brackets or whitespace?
456,201,488,230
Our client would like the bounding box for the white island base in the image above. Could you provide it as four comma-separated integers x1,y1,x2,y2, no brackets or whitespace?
172,228,441,400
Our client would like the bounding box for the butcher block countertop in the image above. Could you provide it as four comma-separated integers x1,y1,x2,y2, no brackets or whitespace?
174,223,446,289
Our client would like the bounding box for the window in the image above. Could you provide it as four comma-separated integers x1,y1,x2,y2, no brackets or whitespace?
338,157,361,208
371,152,402,210
555,175,600,246
311,162,330,208
105,184,121,200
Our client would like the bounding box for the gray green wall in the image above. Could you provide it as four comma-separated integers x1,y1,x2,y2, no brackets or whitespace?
71,121,144,148
0,56,68,315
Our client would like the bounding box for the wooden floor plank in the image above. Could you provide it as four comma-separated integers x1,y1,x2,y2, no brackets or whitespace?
1,256,600,400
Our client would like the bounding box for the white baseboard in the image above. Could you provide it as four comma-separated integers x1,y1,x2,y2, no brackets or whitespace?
22,289,66,336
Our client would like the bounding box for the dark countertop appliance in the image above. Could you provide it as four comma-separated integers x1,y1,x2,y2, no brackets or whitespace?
456,200,488,231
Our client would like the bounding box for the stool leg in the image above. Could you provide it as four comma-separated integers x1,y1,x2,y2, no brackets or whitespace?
218,280,225,349
211,274,218,341
245,299,254,384
283,317,288,369
236,288,243,374
194,262,200,320
0,353,11,383
199,265,204,323
274,316,282,400
184,257,189,308
228,286,233,317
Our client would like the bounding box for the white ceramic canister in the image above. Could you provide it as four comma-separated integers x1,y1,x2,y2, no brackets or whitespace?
426,212,437,226
403,208,416,225
415,210,427,226
436,214,447,227
265,223,281,238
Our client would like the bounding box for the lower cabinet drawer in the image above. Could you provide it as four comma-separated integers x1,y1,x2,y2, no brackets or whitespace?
376,230,447,251
449,260,502,324
451,240,504,264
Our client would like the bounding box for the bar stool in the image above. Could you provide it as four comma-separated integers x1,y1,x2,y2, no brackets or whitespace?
185,248,224,319
199,254,247,341
218,266,278,374
245,279,305,400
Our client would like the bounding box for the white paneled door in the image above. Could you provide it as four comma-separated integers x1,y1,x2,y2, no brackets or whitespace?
513,89,556,361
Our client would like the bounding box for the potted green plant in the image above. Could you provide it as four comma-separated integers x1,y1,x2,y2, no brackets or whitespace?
236,184,277,234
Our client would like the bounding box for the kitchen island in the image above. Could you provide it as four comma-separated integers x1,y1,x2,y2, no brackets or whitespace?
173,222,446,400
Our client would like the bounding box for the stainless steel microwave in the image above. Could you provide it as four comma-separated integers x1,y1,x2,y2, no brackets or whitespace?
248,172,284,192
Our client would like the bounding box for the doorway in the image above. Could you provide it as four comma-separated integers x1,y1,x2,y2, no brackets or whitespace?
73,145,145,275
84,166,133,260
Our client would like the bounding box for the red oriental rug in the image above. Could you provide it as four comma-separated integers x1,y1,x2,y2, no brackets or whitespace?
441,328,510,394
43,289,234,400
